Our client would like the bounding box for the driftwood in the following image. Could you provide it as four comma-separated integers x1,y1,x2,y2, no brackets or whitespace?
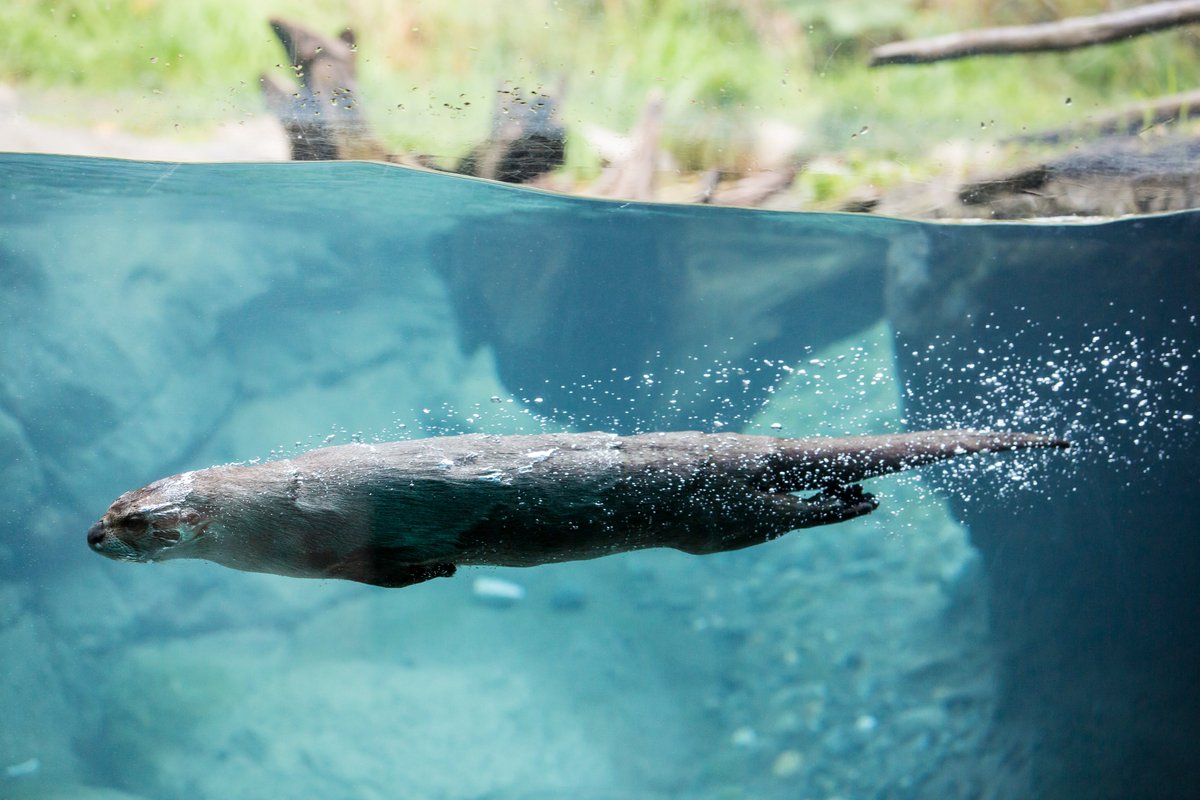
871,0,1200,66
260,17,564,181
88,430,1067,588
260,18,388,161
457,84,567,183
697,164,801,207
588,89,666,201
256,20,797,203
586,91,800,207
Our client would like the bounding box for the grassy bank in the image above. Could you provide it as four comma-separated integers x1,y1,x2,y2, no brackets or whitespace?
2,0,1198,179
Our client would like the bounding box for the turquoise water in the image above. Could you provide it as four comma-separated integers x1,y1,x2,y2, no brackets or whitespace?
1,154,1196,799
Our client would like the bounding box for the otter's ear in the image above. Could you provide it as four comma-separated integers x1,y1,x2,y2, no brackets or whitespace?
326,546,456,588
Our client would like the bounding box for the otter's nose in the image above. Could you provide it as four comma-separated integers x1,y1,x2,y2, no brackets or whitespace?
87,522,106,548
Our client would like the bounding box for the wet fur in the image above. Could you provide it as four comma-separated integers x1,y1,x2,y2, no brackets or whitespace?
88,430,1067,588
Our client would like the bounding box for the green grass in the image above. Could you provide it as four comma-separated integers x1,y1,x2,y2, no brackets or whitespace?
1,0,1198,174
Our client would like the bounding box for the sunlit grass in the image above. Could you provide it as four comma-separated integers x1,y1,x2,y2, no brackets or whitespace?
1,0,1197,170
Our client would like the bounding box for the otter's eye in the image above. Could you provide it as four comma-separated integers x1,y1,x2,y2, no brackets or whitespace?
122,514,150,534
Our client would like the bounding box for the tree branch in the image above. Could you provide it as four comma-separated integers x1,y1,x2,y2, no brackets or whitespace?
870,0,1200,67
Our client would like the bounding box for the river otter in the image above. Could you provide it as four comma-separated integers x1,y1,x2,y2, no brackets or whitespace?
87,430,1067,588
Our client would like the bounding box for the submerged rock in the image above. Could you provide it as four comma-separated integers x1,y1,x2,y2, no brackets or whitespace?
887,211,1200,799
432,209,894,429
471,576,527,607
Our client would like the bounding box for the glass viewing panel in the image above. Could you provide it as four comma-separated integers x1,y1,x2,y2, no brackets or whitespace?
1,3,1197,799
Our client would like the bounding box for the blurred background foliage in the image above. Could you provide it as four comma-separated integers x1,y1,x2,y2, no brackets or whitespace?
1,0,1197,183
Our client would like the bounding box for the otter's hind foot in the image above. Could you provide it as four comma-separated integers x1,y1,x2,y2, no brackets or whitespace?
791,483,878,528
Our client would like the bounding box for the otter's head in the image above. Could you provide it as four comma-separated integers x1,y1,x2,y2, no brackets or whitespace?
87,472,209,563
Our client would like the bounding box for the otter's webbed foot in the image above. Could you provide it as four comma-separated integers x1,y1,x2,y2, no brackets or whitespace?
689,483,880,556
327,548,457,588
789,483,878,528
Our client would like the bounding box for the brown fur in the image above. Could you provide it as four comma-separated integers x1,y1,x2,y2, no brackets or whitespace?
88,430,1067,588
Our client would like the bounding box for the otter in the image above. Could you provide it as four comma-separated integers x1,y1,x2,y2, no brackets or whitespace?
87,430,1068,588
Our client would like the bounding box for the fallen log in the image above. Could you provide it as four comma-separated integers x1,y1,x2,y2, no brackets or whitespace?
698,164,800,207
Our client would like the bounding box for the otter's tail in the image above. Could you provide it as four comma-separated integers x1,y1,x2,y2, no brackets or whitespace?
755,430,1069,492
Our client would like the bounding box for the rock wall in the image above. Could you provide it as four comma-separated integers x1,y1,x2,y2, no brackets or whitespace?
431,206,900,430
887,212,1200,800
0,177,483,581
1,156,994,799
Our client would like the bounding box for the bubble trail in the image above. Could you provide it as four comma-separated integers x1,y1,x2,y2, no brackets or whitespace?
896,309,1198,497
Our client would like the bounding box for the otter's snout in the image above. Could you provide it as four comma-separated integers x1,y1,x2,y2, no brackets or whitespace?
87,521,106,548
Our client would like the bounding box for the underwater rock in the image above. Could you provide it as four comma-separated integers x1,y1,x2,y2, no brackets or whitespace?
432,210,897,429
887,211,1200,799
0,410,42,544
91,586,716,799
471,576,527,607
0,219,273,574
0,615,85,785
0,582,26,629
548,584,588,612
0,162,491,583
4,758,39,778
1,782,152,800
